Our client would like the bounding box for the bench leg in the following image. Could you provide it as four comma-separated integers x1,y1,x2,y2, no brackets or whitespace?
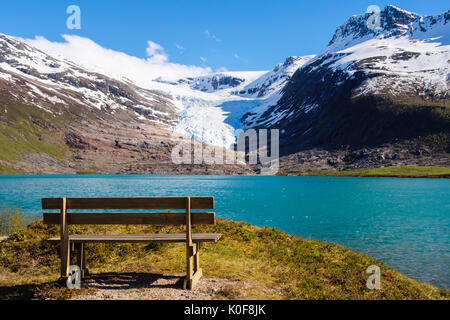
184,243,202,290
183,244,194,290
61,240,70,278
191,242,202,289
76,243,87,278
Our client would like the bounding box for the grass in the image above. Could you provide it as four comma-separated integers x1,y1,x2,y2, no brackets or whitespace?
290,166,450,178
0,164,21,174
0,207,30,236
76,169,99,174
0,216,448,300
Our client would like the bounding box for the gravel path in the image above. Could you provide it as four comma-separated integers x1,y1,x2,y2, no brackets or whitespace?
70,272,251,300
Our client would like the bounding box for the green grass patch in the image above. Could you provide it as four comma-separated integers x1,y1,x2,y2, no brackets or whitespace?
385,95,450,110
0,102,69,163
0,217,448,300
76,169,98,174
292,166,450,178
350,166,450,178
0,164,21,174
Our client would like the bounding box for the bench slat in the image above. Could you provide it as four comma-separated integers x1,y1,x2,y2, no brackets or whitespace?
43,212,215,225
46,233,221,243
42,197,214,210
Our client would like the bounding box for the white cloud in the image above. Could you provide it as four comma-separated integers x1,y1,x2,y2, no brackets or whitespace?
234,53,240,59
23,35,211,83
204,30,221,42
146,40,168,63
200,56,207,62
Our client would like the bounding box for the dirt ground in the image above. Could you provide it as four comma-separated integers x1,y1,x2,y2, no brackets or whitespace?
70,272,263,300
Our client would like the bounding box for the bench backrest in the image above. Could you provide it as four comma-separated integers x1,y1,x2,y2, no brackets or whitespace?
42,197,215,226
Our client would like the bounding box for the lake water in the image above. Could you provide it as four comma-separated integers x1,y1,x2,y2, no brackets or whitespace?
0,175,449,288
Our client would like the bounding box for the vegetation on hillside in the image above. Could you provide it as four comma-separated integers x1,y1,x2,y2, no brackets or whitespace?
0,164,21,174
291,166,450,178
0,215,447,300
0,102,69,163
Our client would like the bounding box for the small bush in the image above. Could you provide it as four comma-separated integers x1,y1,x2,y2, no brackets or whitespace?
0,207,30,236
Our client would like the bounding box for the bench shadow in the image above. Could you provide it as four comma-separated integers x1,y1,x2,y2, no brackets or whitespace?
82,272,185,290
0,273,185,300
0,282,50,300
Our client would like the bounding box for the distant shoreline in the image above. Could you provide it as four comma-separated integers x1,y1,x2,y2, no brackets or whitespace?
281,166,450,179
1,166,449,179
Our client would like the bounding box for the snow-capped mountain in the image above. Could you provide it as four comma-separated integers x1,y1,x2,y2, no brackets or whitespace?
326,5,450,52
0,33,178,125
162,55,314,99
0,4,448,170
242,5,449,154
155,71,265,94
323,5,449,100
0,26,331,152
240,55,315,98
0,31,310,152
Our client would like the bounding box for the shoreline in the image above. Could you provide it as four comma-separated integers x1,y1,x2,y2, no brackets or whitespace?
1,168,450,179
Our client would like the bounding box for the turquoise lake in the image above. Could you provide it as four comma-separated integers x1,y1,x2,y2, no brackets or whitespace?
0,175,449,288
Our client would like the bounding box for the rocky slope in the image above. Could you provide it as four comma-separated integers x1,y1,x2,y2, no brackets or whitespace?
239,55,315,98
0,34,179,125
155,71,265,94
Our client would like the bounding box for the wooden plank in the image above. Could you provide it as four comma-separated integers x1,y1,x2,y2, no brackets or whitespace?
42,197,214,210
43,212,215,226
190,268,203,290
60,198,70,278
46,233,222,243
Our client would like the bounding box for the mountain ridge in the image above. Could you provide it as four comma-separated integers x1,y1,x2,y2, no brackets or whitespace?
0,5,449,174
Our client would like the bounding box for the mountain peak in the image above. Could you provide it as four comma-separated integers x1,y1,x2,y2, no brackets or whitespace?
325,5,446,52
382,5,420,31
384,4,417,17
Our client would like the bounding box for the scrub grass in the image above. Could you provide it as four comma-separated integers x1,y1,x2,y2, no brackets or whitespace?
0,218,448,300
292,166,450,178
0,207,30,236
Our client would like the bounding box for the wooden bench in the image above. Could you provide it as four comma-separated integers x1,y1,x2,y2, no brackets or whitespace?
42,197,221,290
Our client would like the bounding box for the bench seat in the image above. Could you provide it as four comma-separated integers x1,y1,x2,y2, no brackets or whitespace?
47,233,221,243
43,196,219,290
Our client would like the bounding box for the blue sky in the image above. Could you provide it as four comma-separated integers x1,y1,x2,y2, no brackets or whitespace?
0,0,448,71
